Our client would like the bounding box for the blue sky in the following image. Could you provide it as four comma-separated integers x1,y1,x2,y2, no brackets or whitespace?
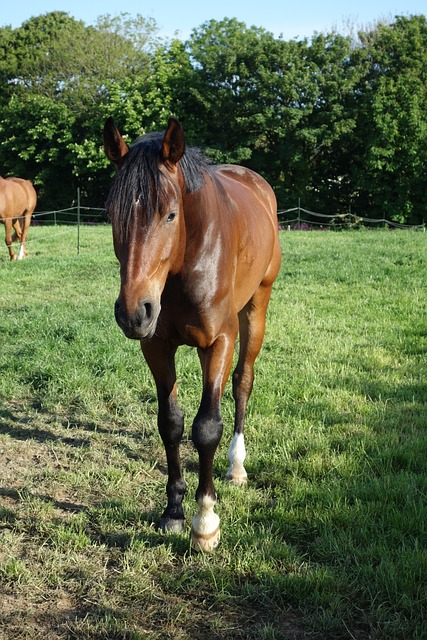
1,0,426,39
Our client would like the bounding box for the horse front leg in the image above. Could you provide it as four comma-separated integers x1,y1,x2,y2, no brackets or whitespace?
141,339,186,533
191,331,236,552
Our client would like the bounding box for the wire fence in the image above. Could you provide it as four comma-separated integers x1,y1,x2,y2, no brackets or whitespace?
6,198,426,232
1,198,107,257
28,204,427,231
277,206,426,231
3,195,425,258
2,206,105,224
31,206,106,225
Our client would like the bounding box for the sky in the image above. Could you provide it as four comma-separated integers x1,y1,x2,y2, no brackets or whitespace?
1,0,426,40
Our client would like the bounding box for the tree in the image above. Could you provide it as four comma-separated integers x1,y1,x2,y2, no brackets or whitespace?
185,19,318,206
0,12,156,108
0,94,75,208
0,12,160,209
296,31,363,213
352,15,427,222
1,11,426,222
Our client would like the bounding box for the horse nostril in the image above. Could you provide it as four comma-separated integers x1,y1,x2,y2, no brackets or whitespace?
144,301,152,320
114,300,121,320
114,297,157,338
135,300,153,326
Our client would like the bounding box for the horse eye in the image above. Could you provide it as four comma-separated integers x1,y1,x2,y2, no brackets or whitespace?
167,212,176,223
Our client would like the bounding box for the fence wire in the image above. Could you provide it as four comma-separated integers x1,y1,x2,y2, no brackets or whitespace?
3,203,425,235
278,207,425,230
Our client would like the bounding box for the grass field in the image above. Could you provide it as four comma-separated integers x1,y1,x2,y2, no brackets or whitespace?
0,226,426,639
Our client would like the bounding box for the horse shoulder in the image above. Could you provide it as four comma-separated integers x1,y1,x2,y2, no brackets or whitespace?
210,165,281,303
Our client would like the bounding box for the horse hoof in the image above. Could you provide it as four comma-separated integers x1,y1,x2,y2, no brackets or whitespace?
226,472,248,486
160,517,186,534
190,526,220,553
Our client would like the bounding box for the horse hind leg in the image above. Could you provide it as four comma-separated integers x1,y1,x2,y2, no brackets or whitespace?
4,218,16,260
15,216,28,260
227,284,273,485
12,219,22,243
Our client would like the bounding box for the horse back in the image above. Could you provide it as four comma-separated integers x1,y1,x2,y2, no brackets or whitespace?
215,165,277,216
0,177,37,217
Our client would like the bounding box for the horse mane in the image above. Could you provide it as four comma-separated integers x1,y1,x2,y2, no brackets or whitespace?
106,131,212,238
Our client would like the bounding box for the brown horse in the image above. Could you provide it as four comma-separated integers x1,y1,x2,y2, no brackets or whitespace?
0,176,37,260
104,117,282,551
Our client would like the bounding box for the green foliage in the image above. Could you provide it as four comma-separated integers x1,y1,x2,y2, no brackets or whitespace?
185,20,311,168
296,32,362,209
0,12,159,210
0,94,75,206
0,12,427,221
353,15,427,222
9,13,89,98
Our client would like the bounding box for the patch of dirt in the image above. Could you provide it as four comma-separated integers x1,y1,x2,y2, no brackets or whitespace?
0,592,76,640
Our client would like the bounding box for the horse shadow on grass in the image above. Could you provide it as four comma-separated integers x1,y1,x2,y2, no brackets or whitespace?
0,406,91,448
0,394,159,452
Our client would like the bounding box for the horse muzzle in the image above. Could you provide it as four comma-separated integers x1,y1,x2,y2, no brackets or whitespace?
114,297,160,340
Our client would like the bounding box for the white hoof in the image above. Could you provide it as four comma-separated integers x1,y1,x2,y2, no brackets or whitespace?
191,526,220,552
226,470,248,486
191,495,220,552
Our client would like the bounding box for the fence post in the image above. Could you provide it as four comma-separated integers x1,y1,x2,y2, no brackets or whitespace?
77,187,81,255
298,198,301,229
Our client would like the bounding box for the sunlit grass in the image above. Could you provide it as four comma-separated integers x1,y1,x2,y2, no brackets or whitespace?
0,226,426,639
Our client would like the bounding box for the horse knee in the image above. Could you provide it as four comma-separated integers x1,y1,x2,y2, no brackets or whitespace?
192,414,223,453
158,404,184,446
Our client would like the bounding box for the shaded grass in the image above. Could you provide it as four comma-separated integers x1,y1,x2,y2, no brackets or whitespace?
0,226,426,639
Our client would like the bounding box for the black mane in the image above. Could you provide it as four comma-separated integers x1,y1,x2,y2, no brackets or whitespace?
106,130,211,239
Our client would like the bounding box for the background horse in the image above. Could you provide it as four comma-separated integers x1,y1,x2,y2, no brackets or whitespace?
0,176,37,260
104,117,282,551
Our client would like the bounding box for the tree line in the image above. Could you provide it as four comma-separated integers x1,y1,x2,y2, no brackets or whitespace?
0,12,426,223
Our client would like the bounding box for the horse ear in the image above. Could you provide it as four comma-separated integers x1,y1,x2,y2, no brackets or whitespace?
103,117,129,168
162,118,185,166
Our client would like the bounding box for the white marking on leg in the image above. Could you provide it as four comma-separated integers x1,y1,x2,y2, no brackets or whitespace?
191,494,220,552
17,244,25,260
226,432,248,484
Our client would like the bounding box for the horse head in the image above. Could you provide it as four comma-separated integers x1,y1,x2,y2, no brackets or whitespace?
104,118,186,340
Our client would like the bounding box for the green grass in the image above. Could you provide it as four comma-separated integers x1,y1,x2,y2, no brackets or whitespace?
0,226,426,639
